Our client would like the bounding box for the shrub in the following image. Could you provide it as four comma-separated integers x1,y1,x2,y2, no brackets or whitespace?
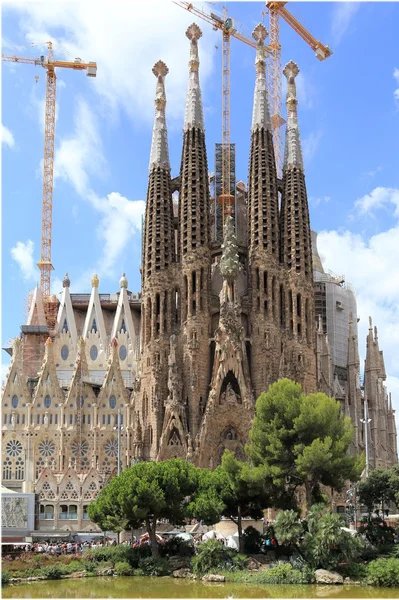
274,510,303,548
41,565,66,580
83,545,135,566
81,559,97,573
359,517,395,549
133,568,145,576
338,561,368,581
191,539,245,575
243,526,264,554
367,557,399,587
114,561,134,576
137,557,170,576
262,562,309,584
2,571,10,586
159,537,194,558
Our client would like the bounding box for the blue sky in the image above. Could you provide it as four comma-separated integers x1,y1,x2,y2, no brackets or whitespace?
2,1,399,418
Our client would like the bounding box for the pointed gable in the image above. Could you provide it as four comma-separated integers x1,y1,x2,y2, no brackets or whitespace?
111,274,138,372
98,339,129,405
55,274,78,344
27,286,46,326
32,338,64,408
82,274,108,367
2,338,31,408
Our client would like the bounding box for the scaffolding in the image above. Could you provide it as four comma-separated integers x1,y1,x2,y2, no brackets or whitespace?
213,143,236,243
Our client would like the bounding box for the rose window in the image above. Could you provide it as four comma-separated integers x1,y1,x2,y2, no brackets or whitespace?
6,439,23,457
105,439,118,458
39,440,55,457
71,441,89,456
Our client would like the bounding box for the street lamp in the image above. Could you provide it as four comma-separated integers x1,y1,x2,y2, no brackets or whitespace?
360,396,372,478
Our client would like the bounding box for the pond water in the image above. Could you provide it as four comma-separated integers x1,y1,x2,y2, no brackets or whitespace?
2,577,398,599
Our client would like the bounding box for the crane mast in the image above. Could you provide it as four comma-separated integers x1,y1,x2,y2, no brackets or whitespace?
2,43,97,331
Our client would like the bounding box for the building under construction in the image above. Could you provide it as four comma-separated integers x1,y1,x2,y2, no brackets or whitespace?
1,22,397,535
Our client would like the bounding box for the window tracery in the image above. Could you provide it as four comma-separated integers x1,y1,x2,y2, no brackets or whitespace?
39,439,55,457
105,439,118,457
6,439,22,457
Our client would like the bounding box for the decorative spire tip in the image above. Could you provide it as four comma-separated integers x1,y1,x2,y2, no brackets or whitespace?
152,60,169,78
186,22,202,41
283,60,300,81
252,23,268,43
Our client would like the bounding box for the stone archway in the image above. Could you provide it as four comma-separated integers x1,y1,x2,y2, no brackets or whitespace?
219,371,242,405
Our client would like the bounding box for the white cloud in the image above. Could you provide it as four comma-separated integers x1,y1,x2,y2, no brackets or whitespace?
331,2,360,45
361,165,382,179
394,68,399,106
2,124,15,148
317,187,399,418
88,191,145,276
355,186,399,216
11,1,217,127
10,240,39,281
302,130,322,163
295,72,316,110
309,195,330,207
54,97,106,196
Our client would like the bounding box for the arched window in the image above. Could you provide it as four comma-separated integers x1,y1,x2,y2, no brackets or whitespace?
109,395,116,410
15,457,24,480
40,504,54,520
44,395,51,409
11,395,19,409
90,345,98,361
83,505,90,520
61,345,69,361
36,457,45,479
3,458,12,480
119,345,127,361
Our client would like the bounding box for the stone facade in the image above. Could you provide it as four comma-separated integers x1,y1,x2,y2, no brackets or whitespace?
1,22,397,532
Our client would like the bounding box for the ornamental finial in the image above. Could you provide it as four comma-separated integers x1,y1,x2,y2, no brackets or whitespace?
184,23,204,130
119,273,128,289
283,60,303,171
149,61,170,170
251,23,271,131
91,273,99,288
63,273,70,288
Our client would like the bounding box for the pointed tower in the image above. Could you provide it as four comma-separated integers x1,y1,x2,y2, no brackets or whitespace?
279,60,316,393
139,60,176,459
248,24,281,398
346,313,363,451
178,24,211,440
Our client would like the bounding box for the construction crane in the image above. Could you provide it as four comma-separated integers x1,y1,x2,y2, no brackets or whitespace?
266,1,332,176
174,1,331,184
173,1,261,227
2,42,97,330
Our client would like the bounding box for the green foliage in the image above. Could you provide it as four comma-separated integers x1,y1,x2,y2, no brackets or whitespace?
367,557,399,587
358,464,399,514
133,568,145,576
137,557,170,576
83,544,135,566
358,516,395,548
274,510,303,547
1,571,10,586
262,562,309,584
89,459,200,556
248,379,363,507
114,561,134,576
302,508,364,570
40,565,65,580
338,561,368,581
243,526,264,554
191,539,245,575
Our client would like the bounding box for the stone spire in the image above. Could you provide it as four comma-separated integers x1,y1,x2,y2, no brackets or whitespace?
247,23,279,258
280,60,311,278
179,23,210,257
251,23,271,132
143,60,175,282
283,60,304,171
184,23,204,131
149,60,170,171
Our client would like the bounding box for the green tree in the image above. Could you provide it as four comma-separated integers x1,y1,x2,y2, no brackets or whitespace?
88,459,198,557
189,450,274,553
247,379,363,510
358,467,394,515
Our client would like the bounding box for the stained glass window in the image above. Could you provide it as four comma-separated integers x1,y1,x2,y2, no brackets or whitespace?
90,345,98,361
44,395,51,409
39,440,55,457
11,395,18,409
119,345,127,361
105,439,118,458
6,439,22,457
61,345,69,361
109,395,116,409
71,440,89,456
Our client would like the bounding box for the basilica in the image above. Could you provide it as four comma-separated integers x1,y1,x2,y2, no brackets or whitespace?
2,23,397,535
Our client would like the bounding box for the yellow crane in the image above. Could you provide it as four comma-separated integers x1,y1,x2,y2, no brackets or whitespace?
266,1,332,176
2,42,97,330
174,1,331,184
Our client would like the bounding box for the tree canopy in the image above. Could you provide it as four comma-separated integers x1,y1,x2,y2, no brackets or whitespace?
88,458,198,556
247,379,364,509
358,464,399,514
